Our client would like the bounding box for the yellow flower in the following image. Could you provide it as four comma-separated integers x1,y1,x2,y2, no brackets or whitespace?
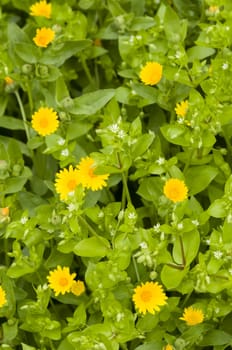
163,178,188,203
31,107,59,136
30,0,51,18
208,6,219,15
71,280,85,296
175,100,188,117
55,165,81,201
0,286,7,308
180,306,204,326
132,281,167,315
76,156,109,191
163,345,173,350
47,266,76,296
4,76,14,85
139,62,163,86
33,27,55,47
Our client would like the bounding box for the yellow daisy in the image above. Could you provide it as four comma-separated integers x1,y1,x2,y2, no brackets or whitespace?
175,100,189,117
76,156,109,191
132,281,167,315
30,0,51,18
139,62,163,86
47,266,76,296
71,280,85,296
163,178,188,203
33,27,55,48
163,345,173,350
0,286,7,308
4,76,14,85
31,107,59,136
180,306,204,326
55,165,81,201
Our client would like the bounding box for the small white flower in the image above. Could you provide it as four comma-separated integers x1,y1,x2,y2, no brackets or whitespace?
153,223,161,232
222,63,229,70
140,242,148,249
108,123,119,133
128,212,136,219
116,312,124,322
118,129,126,138
177,223,183,230
57,137,65,146
177,118,184,124
67,203,76,212
98,211,104,218
61,148,69,157
192,219,199,226
21,216,28,224
156,157,165,165
213,250,223,259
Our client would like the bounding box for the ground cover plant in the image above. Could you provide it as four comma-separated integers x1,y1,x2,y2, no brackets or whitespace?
1,0,232,349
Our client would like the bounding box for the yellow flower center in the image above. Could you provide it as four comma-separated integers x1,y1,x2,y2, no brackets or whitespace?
59,277,69,286
141,290,152,302
88,167,96,178
39,118,48,128
67,179,77,191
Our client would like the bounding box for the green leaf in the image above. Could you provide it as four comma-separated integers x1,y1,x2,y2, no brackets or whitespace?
67,89,115,115
40,40,92,66
185,165,218,195
163,5,187,42
199,330,232,346
135,342,163,350
0,116,24,130
187,46,215,62
207,198,228,218
131,83,158,104
66,121,92,141
137,177,163,203
161,124,191,146
74,236,110,257
161,265,188,289
14,43,40,63
173,230,200,266
131,133,155,158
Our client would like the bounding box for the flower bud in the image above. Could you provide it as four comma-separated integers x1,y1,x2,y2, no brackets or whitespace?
22,64,34,75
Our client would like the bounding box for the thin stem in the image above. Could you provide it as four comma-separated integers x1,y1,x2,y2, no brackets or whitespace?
4,239,10,266
79,216,99,238
166,262,185,270
132,255,140,282
179,235,186,267
49,339,56,350
14,90,30,141
80,56,94,84
121,171,132,205
26,81,34,115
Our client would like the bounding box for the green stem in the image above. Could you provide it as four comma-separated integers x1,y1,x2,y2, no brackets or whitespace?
49,339,56,350
179,235,186,267
166,262,185,270
132,255,140,282
183,148,194,173
80,56,94,84
14,90,30,141
26,81,34,115
4,239,10,266
121,171,132,205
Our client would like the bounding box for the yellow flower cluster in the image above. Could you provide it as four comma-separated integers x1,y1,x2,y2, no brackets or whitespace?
30,1,54,48
55,157,109,200
47,266,85,297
